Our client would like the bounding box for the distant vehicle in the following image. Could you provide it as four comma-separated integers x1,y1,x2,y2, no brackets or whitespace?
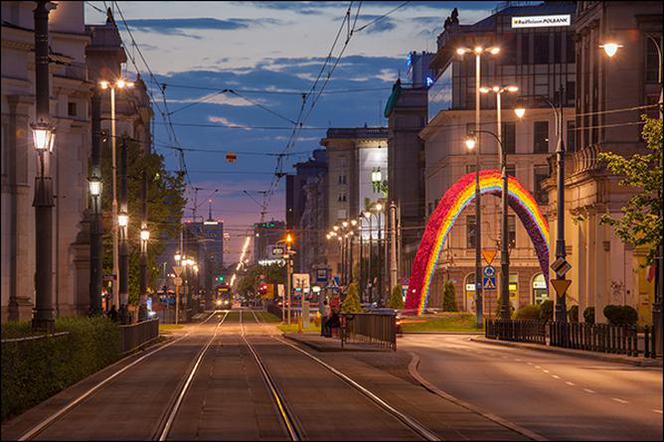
215,289,232,308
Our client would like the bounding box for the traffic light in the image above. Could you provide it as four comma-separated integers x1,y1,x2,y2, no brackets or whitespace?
258,283,268,295
216,275,225,283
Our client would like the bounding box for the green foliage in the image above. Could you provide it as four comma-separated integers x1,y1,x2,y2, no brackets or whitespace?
100,138,186,305
387,284,404,309
539,300,554,322
514,304,541,320
598,115,662,265
342,282,362,313
442,281,458,312
400,312,479,332
603,305,639,326
496,295,515,318
236,263,287,300
568,305,579,323
583,306,596,324
1,317,121,421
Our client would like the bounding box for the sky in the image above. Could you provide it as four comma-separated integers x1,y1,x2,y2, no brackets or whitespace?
84,1,499,263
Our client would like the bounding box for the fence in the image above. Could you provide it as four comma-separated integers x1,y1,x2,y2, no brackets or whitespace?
485,319,546,344
119,319,159,354
485,319,658,358
267,303,283,320
340,313,397,351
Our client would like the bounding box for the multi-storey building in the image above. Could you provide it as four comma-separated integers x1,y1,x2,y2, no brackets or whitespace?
1,3,153,321
422,2,577,313
253,220,287,264
551,1,661,324
320,127,388,287
285,149,328,278
385,51,433,281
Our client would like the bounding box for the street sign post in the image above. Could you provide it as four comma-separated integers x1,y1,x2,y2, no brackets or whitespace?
482,265,496,290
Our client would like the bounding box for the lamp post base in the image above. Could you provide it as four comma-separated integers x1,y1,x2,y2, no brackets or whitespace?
32,316,55,334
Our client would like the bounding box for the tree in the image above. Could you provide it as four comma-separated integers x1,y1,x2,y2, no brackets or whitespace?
598,115,662,265
236,263,287,301
442,281,458,312
342,282,362,313
387,284,404,309
101,138,186,305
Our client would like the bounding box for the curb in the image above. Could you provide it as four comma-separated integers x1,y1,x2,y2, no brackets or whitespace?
282,334,389,352
407,353,548,441
470,337,662,367
401,331,484,335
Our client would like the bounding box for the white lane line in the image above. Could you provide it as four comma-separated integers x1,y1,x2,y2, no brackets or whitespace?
514,358,522,362
542,369,550,374
565,381,575,386
583,388,596,394
653,409,663,414
612,398,629,404
527,362,534,366
551,375,560,379
534,365,541,369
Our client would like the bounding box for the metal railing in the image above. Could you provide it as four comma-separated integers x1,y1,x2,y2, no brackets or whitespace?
485,319,546,344
485,319,659,358
340,313,397,351
119,318,159,354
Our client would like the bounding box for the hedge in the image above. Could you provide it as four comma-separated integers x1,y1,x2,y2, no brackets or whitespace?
1,316,121,421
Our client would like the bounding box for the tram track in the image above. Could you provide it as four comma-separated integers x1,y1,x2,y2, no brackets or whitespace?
246,309,441,442
17,311,223,441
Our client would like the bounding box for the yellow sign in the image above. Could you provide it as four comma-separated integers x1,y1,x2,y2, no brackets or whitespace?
482,249,497,266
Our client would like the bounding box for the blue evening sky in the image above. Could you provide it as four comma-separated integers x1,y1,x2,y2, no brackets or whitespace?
84,1,500,261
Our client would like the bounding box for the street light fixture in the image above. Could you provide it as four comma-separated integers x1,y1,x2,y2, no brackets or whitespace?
140,228,150,242
599,42,623,58
98,77,135,311
117,212,129,228
88,176,102,197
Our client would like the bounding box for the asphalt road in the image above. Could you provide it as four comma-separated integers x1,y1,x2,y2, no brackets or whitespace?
402,334,663,441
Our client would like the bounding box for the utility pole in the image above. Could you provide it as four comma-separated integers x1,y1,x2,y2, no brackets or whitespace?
118,136,130,324
89,89,103,316
31,0,56,332
286,242,292,325
389,201,398,293
139,167,148,322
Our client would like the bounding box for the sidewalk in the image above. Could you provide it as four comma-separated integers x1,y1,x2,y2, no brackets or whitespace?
283,333,392,352
471,336,662,367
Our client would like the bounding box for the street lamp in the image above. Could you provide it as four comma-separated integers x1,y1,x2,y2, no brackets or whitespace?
599,32,663,355
457,45,500,327
140,227,150,242
514,91,569,322
363,211,373,303
373,203,385,305
88,176,102,198
117,212,129,228
98,77,135,311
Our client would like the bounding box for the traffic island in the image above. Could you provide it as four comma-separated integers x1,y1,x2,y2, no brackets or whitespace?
471,336,662,367
283,333,392,352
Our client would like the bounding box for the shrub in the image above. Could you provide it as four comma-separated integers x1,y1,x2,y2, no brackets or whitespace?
583,306,595,324
514,304,541,320
1,316,121,421
496,295,515,318
341,282,362,313
539,300,554,322
387,284,404,309
603,305,638,326
442,281,458,312
568,305,579,323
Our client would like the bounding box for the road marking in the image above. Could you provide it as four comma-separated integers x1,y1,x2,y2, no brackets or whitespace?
612,398,629,404
583,388,596,394
514,358,522,362
534,365,541,369
565,381,575,386
551,375,560,379
542,369,550,373
653,409,663,414
527,362,534,366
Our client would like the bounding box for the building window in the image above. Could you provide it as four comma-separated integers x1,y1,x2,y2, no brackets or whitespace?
68,102,77,117
533,121,549,153
502,33,517,65
646,37,660,83
506,164,516,177
338,175,346,185
566,81,575,106
465,164,477,174
534,165,549,205
565,34,575,63
466,122,475,137
553,33,562,64
502,121,516,154
467,215,476,248
338,193,347,202
521,34,530,64
508,215,516,247
566,120,576,152
428,202,433,216
534,34,549,64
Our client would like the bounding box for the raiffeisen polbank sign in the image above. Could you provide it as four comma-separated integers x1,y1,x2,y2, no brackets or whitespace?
512,14,571,28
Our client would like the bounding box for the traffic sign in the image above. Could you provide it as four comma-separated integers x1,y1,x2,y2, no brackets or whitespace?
173,266,183,277
483,277,496,290
550,278,571,296
551,257,571,278
482,249,497,266
293,273,310,289
483,265,496,278
174,277,183,286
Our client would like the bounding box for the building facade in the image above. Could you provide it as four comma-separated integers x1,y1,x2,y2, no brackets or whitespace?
548,1,661,324
320,127,388,288
422,2,577,313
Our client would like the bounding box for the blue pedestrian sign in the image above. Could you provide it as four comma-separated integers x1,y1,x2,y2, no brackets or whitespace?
483,266,496,290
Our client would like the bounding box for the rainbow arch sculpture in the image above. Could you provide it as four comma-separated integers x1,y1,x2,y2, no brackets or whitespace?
404,170,550,316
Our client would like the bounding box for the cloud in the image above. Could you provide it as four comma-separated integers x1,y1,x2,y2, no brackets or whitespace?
208,116,253,131
124,17,285,38
171,92,269,108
